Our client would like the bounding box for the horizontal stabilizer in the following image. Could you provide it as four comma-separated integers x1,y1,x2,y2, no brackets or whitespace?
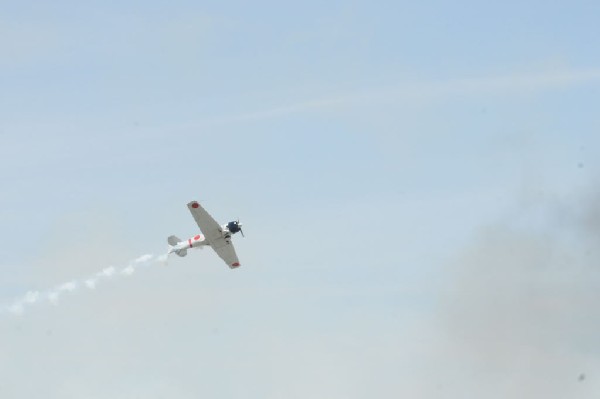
174,248,187,257
168,235,182,246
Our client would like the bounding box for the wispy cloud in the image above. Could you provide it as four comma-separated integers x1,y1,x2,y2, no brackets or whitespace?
196,67,600,125
425,68,600,96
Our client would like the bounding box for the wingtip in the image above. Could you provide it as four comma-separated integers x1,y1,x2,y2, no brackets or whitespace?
231,262,241,268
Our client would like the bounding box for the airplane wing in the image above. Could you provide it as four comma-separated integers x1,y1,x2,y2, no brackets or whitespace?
187,201,241,269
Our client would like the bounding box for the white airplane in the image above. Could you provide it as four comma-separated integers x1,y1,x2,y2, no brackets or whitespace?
167,201,243,269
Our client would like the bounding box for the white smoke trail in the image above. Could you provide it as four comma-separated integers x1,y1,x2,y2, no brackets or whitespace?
7,303,23,315
3,253,163,315
59,281,77,292
85,279,96,289
23,291,39,304
98,267,116,278
48,291,59,305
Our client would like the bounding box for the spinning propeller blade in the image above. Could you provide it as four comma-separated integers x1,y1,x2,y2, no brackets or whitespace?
237,218,245,237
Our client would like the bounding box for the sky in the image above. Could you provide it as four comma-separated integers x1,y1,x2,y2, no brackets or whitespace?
1,1,600,397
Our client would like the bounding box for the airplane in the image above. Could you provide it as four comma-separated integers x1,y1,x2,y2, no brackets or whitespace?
167,201,243,269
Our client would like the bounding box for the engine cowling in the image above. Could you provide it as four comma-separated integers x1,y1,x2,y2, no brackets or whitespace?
227,221,242,234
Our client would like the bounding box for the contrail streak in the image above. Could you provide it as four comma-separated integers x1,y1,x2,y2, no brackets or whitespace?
3,253,164,315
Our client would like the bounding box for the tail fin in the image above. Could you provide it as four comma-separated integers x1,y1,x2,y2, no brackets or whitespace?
167,235,188,257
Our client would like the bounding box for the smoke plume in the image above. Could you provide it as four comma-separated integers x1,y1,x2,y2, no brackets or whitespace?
426,188,600,398
3,253,164,315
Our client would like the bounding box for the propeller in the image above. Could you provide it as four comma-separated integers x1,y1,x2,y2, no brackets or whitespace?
237,218,245,237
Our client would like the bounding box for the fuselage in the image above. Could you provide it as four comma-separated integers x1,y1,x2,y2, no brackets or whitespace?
167,233,207,257
171,222,240,253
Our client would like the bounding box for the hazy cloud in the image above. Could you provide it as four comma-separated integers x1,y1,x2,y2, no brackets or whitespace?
188,67,600,126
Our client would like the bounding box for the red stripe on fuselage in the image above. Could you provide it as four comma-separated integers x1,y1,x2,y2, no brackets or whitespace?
188,238,193,248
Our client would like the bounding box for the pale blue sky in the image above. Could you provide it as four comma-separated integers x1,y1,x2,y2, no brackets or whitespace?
1,1,600,398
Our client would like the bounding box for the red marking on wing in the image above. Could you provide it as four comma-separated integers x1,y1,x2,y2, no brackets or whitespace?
191,202,199,208
232,262,240,267
194,235,201,241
